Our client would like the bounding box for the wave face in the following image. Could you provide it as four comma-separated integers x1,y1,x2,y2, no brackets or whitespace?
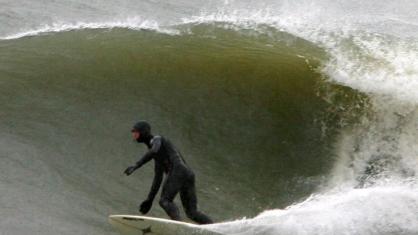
1,1,417,235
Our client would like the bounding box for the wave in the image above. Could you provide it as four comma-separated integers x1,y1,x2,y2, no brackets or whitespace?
0,27,353,234
1,5,417,234
181,10,418,103
4,10,418,103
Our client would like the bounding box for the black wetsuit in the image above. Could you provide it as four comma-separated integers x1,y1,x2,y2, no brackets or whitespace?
125,121,213,224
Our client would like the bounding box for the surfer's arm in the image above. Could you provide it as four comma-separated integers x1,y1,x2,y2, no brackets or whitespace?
124,137,162,175
135,137,162,169
147,163,164,201
134,151,153,169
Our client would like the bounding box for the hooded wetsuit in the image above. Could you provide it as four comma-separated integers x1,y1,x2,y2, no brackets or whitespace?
125,121,213,224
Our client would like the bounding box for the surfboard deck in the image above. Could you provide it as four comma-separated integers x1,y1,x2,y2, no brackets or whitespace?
109,215,222,235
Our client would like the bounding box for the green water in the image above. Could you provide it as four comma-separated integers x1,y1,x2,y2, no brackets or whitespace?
0,26,366,234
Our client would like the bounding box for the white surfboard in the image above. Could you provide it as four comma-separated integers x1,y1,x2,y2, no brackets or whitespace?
109,215,223,235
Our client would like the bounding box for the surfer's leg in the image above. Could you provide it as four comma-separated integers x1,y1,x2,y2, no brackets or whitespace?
159,177,182,221
180,176,213,224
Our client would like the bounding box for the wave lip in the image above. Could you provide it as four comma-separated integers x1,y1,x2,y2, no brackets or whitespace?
181,9,418,103
0,17,178,40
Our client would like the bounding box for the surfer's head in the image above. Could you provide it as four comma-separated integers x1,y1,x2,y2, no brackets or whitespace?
131,121,152,143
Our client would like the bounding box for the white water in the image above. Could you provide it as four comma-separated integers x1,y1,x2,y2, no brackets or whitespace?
206,185,418,235
207,97,418,234
0,18,178,40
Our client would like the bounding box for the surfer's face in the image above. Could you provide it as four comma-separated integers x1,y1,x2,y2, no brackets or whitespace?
131,131,140,141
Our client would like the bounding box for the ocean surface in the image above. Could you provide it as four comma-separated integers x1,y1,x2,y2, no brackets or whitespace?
0,1,417,234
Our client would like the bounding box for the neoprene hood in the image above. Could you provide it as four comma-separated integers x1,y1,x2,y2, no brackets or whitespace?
132,121,153,143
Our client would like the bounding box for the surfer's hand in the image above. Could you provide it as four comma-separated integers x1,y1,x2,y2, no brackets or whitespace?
124,166,136,176
139,199,152,214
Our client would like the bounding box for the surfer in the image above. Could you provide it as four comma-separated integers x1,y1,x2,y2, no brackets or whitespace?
124,121,213,224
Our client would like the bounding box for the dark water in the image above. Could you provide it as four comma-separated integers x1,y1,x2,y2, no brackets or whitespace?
0,26,365,234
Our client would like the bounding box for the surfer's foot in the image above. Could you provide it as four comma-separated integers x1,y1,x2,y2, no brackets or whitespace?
185,210,213,224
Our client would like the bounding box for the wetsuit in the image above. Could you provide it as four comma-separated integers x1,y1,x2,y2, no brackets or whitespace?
125,121,213,225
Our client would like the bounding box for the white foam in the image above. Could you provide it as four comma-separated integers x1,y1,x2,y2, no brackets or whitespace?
206,185,418,235
0,17,178,40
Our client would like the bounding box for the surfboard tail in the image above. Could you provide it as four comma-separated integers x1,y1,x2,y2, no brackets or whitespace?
109,215,222,235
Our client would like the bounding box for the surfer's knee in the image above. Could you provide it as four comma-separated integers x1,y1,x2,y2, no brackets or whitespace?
159,198,175,210
159,198,168,208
